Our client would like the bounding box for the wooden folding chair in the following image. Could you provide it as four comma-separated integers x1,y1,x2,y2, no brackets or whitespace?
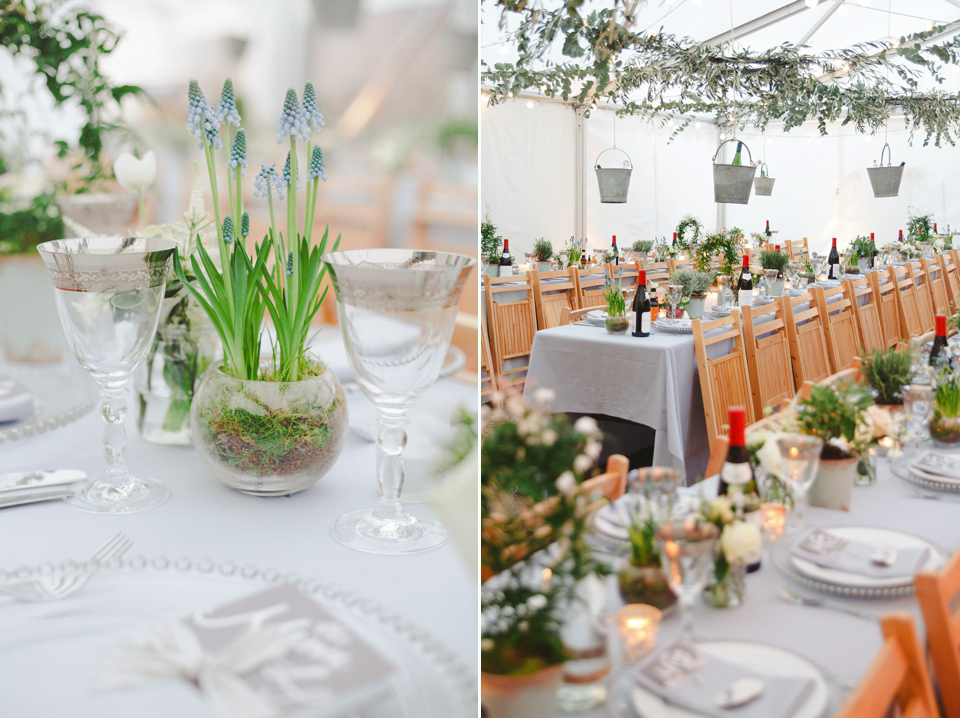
834,613,939,718
692,312,756,448
531,268,579,330
938,249,960,314
868,268,903,348
812,285,860,372
558,306,594,326
890,264,926,339
607,259,641,288
480,316,500,402
784,238,809,261
916,547,960,718
906,260,936,334
843,276,884,356
483,273,537,394
574,266,608,309
920,255,951,317
641,259,672,288
781,291,833,387
582,454,630,503
740,302,796,418
668,258,695,274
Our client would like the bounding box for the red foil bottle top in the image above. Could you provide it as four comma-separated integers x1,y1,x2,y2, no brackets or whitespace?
742,254,750,268
639,269,646,286
832,237,837,247
775,245,780,252
728,406,746,447
870,232,875,241
937,314,947,337
503,238,509,249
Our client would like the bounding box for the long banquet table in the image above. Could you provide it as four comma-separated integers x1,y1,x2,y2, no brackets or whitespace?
0,332,478,716
579,450,960,717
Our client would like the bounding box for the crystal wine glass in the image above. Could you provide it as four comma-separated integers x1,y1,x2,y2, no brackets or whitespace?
763,268,779,298
37,237,176,514
322,249,475,554
776,434,824,532
656,521,718,643
902,383,936,454
666,284,683,320
716,276,730,309
628,467,682,523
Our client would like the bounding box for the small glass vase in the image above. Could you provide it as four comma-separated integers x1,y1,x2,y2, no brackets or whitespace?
605,315,630,334
136,294,220,445
930,413,960,447
702,559,745,608
191,361,348,495
617,563,677,612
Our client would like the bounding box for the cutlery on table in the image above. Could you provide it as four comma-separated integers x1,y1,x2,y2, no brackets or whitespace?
0,489,76,509
0,532,134,602
0,469,86,493
778,587,878,621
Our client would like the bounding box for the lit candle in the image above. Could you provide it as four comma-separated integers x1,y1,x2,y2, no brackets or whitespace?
877,436,895,457
616,604,662,663
760,502,788,544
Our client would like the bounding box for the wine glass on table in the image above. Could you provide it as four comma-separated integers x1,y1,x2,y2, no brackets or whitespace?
776,434,824,533
716,276,730,309
763,269,779,300
322,248,475,554
37,237,177,514
666,284,683,320
656,521,719,643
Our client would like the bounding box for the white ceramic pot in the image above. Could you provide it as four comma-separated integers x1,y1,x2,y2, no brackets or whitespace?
686,296,706,320
0,254,67,363
809,456,858,511
771,278,784,296
858,258,872,272
536,261,553,273
482,665,564,718
484,263,501,278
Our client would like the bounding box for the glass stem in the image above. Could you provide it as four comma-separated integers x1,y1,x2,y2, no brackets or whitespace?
680,594,695,643
790,492,807,533
100,382,129,486
372,408,409,522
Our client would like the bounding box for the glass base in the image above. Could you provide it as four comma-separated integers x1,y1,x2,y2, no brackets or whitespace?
332,508,447,555
557,683,608,712
64,475,171,515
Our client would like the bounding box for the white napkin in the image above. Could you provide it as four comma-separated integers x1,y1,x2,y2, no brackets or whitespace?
910,451,960,482
0,375,35,423
790,528,930,579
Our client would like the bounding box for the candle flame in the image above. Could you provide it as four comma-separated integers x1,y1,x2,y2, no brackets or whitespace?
789,447,799,459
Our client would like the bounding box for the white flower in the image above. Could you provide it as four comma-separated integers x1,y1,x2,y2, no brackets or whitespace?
556,471,577,496
481,638,494,651
573,454,593,475
708,496,735,524
854,415,873,446
583,439,602,460
756,432,788,480
526,594,548,611
541,429,558,446
746,428,770,453
532,387,556,406
113,151,156,192
867,405,893,438
720,520,761,564
574,416,598,435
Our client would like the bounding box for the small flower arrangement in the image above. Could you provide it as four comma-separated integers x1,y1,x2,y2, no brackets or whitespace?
603,278,627,317
631,240,654,253
796,382,875,460
481,392,606,676
907,212,935,244
532,238,553,262
564,236,585,266
899,242,920,260
759,249,788,278
688,498,761,607
849,235,877,263
481,218,503,264
931,367,960,445
862,347,914,406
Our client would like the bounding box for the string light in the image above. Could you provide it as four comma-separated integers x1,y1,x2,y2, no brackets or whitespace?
498,42,509,56
694,121,702,129
526,100,534,109
719,132,727,140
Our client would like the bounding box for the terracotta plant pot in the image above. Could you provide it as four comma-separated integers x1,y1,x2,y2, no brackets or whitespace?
482,665,564,718
617,563,677,612
809,455,858,511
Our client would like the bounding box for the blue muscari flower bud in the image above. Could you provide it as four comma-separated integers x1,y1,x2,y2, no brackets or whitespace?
286,250,293,276
241,211,250,238
253,164,285,203
307,144,328,182
226,128,248,174
216,78,241,128
281,151,301,190
222,215,234,244
301,82,324,131
187,79,222,150
276,88,309,143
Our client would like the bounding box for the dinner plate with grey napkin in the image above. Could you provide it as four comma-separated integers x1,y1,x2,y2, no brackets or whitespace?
790,527,930,581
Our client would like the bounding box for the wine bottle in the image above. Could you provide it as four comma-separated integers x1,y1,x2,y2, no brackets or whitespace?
672,232,678,247
774,245,780,253
611,235,619,266
899,229,904,243
869,232,875,268
500,238,512,267
632,270,650,337
934,222,939,235
827,237,839,280
719,405,761,572
580,247,588,268
930,314,949,368
650,286,660,322
732,142,743,166
737,254,753,307
765,220,772,238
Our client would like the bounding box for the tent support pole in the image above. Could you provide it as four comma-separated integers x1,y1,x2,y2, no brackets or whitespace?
575,106,586,242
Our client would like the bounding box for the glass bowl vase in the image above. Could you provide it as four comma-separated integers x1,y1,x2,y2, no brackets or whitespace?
191,362,348,495
930,413,960,448
605,315,630,334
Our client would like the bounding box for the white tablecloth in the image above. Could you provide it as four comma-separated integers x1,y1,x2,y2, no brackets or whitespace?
522,321,710,480
0,332,477,716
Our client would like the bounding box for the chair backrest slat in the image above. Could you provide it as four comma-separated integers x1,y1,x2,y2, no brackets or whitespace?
868,268,902,348
922,256,951,317
843,276,884,355
813,285,860,372
480,316,500,401
939,250,960,314
915,548,960,718
574,267,608,310
781,292,832,386
484,273,537,393
889,264,924,339
741,303,796,417
531,268,578,330
905,260,936,334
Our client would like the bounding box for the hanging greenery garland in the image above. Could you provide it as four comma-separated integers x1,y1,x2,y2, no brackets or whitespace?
483,2,960,146
674,216,702,249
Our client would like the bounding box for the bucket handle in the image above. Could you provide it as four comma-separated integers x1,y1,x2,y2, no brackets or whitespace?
878,142,892,167
712,138,753,166
595,147,633,170
758,161,769,178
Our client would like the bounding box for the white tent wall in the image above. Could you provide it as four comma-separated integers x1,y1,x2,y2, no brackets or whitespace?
480,100,577,255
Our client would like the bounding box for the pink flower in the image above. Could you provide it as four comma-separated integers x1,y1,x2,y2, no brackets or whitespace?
867,405,893,439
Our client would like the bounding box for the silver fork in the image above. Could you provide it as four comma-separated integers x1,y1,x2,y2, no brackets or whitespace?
778,587,879,621
0,532,133,602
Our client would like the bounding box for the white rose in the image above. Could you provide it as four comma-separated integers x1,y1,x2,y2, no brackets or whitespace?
526,594,548,611
573,454,593,475
532,387,556,406
756,432,787,480
574,416,599,435
720,520,762,564
113,150,156,192
867,405,893,438
541,429,557,446
708,496,735,524
556,471,577,496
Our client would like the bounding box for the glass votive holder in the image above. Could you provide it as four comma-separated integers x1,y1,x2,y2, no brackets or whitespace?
759,502,788,545
856,447,880,486
615,604,662,663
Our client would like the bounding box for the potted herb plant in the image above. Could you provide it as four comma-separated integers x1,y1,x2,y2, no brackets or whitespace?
796,382,874,511
481,219,503,277
618,511,677,611
759,249,788,295
629,239,653,263
849,235,877,271
176,80,347,496
673,270,713,319
532,238,553,272
602,279,629,334
930,369,960,447
482,393,606,718
862,347,914,414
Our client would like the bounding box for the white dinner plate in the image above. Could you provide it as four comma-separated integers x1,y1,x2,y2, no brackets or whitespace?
909,464,960,486
652,319,693,334
789,526,943,590
0,363,97,443
607,641,833,718
709,307,731,318
751,296,775,306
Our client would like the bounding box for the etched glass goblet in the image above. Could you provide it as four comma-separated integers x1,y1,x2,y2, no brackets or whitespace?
776,434,824,532
656,521,718,643
37,237,176,514
716,275,730,309
323,249,475,554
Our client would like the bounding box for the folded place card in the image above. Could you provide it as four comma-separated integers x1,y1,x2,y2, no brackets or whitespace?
634,641,814,718
0,375,35,424
790,528,930,580
99,583,395,718
910,451,960,481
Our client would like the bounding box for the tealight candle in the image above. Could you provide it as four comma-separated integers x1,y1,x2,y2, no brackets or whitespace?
760,502,788,545
877,436,895,457
616,604,662,663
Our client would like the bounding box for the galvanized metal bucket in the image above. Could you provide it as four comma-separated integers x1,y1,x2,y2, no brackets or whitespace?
712,139,757,205
754,161,775,196
595,147,633,203
867,143,904,198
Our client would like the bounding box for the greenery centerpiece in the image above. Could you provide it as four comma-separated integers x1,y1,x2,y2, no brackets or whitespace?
930,369,960,447
907,212,935,245
631,239,653,255
617,510,677,611
481,218,503,275
675,216,703,252
178,79,346,496
602,278,629,333
694,227,743,290
759,249,788,295
862,347,914,407
533,238,553,270
673,269,712,319
849,235,877,269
